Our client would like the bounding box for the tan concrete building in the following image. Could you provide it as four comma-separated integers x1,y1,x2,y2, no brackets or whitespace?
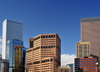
26,34,61,72
76,42,90,58
81,17,100,57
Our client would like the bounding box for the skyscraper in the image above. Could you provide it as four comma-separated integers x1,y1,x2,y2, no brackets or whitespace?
7,39,23,72
27,34,61,72
2,19,23,59
76,42,90,58
81,17,100,57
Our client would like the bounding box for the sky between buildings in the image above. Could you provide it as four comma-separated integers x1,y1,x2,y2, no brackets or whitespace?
0,0,100,65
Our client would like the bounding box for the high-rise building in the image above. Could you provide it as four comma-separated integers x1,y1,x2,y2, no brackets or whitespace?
26,34,61,72
7,39,23,72
81,17,100,57
75,56,97,72
14,45,23,72
76,42,90,58
2,19,23,59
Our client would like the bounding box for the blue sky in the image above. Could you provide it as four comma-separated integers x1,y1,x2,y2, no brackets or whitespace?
0,0,100,56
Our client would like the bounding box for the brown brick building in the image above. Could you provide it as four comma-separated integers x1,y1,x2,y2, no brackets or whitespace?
26,34,61,72
81,17,100,57
75,56,97,72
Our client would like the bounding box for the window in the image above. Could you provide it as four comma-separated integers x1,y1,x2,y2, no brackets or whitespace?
43,36,45,38
30,41,33,48
46,36,48,38
49,46,50,48
51,59,53,62
49,35,50,38
54,58,56,62
41,36,42,38
51,35,53,38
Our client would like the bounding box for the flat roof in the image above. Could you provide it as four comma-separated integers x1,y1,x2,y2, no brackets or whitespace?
81,17,100,22
3,19,23,24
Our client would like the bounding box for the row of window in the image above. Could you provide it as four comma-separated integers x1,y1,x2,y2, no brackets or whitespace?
33,58,56,64
28,46,59,53
41,35,58,38
41,46,58,48
32,35,59,42
27,46,58,53
27,50,32,53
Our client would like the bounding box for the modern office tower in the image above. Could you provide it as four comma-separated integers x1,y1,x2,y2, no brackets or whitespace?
2,19,23,59
75,56,97,72
27,34,61,72
14,45,23,72
76,42,90,58
6,39,23,72
81,17,100,57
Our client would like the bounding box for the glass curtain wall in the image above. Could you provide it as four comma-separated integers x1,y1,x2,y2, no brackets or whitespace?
6,39,23,72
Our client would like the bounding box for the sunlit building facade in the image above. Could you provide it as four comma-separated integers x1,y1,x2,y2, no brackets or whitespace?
2,19,23,59
27,34,61,72
76,42,90,58
81,17,100,57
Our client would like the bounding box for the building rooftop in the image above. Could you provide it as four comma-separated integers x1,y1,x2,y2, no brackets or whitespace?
81,17,100,22
3,19,23,24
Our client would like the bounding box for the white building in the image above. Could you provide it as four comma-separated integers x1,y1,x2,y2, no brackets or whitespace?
2,19,23,59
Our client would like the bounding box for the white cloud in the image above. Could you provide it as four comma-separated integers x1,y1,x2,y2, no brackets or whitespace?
61,54,76,66
0,39,2,42
0,45,2,54
0,36,2,42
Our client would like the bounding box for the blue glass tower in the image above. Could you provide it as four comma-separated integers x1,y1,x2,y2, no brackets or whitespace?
6,39,23,72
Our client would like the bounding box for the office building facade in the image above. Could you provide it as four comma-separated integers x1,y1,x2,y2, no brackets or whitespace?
75,56,97,72
2,19,23,59
27,34,61,72
14,45,23,72
76,42,90,58
81,17,100,57
7,39,23,72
